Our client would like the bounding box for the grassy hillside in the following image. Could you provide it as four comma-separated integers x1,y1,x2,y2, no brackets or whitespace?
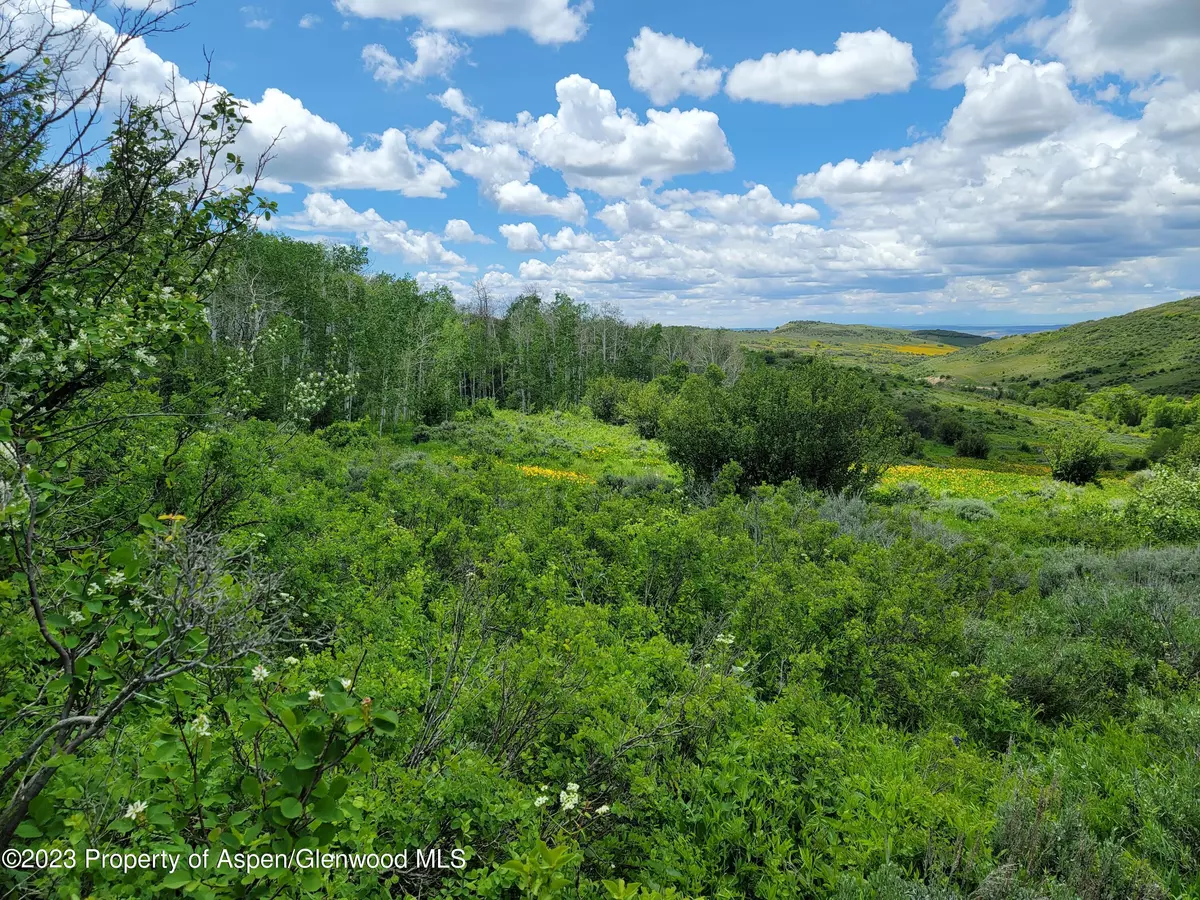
910,328,992,348
741,320,976,370
922,296,1200,395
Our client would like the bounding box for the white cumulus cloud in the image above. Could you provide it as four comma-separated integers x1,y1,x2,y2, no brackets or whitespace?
0,0,457,198
942,0,1037,44
285,193,465,266
432,87,477,118
1038,0,1200,88
493,180,588,223
726,30,918,106
443,219,492,243
497,74,735,196
240,89,456,196
333,0,591,44
362,31,465,84
944,55,1082,146
500,222,546,251
626,27,723,106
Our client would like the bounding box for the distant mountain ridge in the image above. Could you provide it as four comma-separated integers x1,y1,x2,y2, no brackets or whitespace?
920,296,1200,395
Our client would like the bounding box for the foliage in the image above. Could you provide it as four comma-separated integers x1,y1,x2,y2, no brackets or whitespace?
1083,385,1149,427
1047,432,1106,485
1125,464,1200,543
1148,427,1188,462
584,375,635,424
661,360,901,492
1026,381,1087,410
936,414,968,446
619,379,671,439
1145,394,1197,429
954,431,991,460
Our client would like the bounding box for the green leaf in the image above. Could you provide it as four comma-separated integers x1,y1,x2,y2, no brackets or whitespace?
293,753,316,771
298,727,325,758
278,797,303,819
279,766,307,795
312,794,339,823
15,821,42,838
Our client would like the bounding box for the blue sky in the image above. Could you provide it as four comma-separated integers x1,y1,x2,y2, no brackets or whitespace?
83,0,1200,325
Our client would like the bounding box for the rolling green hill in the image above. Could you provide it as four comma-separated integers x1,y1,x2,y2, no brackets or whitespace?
921,296,1200,395
739,321,985,370
910,328,992,348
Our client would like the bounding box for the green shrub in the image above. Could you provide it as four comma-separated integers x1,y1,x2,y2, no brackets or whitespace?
1144,395,1196,429
900,401,936,438
954,431,991,459
1083,385,1148,426
1147,427,1187,461
1047,432,1105,485
1125,465,1200,542
660,360,901,492
892,480,933,507
1170,432,1200,468
898,428,925,457
935,414,966,446
317,419,372,448
619,380,669,438
598,472,677,497
584,375,634,424
470,397,498,418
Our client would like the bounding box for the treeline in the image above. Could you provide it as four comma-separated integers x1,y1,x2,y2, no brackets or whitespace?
983,380,1199,428
208,234,744,429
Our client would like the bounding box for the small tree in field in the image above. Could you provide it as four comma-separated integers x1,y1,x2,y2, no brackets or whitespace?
954,430,991,460
1047,432,1105,485
661,360,901,493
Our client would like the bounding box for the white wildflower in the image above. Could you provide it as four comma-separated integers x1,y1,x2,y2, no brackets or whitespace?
715,633,734,646
559,782,580,811
252,664,269,683
950,670,961,678
86,582,100,596
191,713,212,738
106,571,126,587
284,656,300,666
124,800,148,820
68,610,85,624
534,795,549,808
308,689,324,702
340,678,352,690
595,804,610,815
